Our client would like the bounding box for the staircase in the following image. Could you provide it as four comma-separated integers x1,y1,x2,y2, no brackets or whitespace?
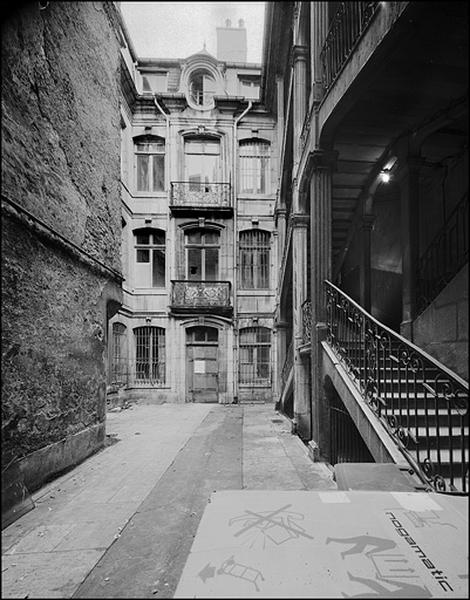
325,281,469,493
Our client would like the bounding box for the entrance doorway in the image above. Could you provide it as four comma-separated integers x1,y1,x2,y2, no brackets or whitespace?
186,326,219,402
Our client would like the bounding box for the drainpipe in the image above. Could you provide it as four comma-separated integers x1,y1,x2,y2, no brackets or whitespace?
232,100,253,403
153,94,172,384
153,94,170,191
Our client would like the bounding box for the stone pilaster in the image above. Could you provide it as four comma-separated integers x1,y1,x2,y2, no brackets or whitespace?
311,2,329,95
309,151,334,452
292,213,310,439
292,45,309,166
359,214,375,313
399,156,422,340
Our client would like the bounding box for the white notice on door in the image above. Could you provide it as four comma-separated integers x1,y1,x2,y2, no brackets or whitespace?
194,360,205,373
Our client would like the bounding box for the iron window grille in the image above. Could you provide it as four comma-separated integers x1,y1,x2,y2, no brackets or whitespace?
239,229,270,289
239,326,271,385
111,322,127,386
133,326,166,385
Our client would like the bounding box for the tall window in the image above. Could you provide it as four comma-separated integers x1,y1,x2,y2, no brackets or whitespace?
239,139,270,194
239,230,270,289
239,327,271,385
184,137,220,188
111,322,127,385
135,136,165,192
134,228,166,288
134,326,165,384
185,228,220,281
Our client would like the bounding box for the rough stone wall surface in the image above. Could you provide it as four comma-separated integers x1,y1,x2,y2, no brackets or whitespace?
1,2,122,471
1,1,121,270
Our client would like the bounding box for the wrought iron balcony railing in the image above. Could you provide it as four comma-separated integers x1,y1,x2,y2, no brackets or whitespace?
170,280,232,314
301,299,312,345
170,181,232,212
417,192,468,315
325,280,469,493
320,2,379,90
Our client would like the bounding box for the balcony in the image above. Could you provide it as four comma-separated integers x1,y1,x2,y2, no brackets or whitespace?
170,280,232,316
320,2,379,90
170,182,232,215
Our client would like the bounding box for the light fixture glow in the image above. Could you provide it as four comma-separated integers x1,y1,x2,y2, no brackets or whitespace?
380,171,391,183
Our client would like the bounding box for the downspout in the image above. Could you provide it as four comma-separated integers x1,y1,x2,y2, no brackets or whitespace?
232,100,253,403
153,94,170,189
153,93,171,315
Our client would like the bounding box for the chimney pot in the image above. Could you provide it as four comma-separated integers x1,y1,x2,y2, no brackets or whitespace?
238,19,245,28
225,19,231,27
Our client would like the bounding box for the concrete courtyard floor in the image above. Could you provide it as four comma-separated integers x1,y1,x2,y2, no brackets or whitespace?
1,402,336,599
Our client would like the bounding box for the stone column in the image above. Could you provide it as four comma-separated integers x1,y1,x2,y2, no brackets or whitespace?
311,2,329,97
309,151,334,455
292,45,309,167
292,208,310,439
359,214,375,313
399,157,421,341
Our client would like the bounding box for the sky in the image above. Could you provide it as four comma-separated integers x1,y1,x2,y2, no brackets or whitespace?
119,2,266,63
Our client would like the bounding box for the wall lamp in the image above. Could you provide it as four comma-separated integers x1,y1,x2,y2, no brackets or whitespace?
380,170,391,183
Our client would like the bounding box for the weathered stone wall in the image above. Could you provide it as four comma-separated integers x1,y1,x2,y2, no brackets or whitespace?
1,1,123,487
1,1,122,268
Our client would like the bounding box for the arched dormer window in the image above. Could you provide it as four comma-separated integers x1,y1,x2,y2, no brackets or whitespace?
239,229,270,289
189,68,216,107
239,139,271,194
134,135,165,193
133,227,166,288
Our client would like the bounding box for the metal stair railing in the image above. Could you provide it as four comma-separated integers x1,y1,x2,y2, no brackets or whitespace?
325,280,469,493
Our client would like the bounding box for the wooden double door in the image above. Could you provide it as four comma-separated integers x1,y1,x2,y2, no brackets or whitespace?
186,326,219,403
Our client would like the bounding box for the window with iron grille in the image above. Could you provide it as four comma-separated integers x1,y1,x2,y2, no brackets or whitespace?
135,135,165,192
111,322,127,385
134,326,166,384
239,139,270,194
239,229,270,289
239,327,271,385
134,228,166,288
185,228,220,281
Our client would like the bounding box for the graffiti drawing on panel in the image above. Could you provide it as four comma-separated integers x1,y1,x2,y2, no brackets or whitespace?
198,557,264,591
325,534,397,559
229,503,314,549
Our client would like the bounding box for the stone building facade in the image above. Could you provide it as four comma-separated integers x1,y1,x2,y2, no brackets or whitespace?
1,1,123,497
110,18,278,405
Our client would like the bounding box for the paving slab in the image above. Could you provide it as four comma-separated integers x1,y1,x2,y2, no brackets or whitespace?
1,403,212,599
2,402,338,599
174,490,469,598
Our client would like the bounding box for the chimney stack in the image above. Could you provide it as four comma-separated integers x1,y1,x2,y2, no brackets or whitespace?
216,18,247,63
